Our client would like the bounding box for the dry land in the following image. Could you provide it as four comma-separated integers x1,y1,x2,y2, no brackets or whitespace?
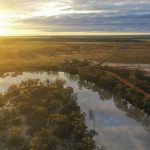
0,36,149,72
108,42,150,64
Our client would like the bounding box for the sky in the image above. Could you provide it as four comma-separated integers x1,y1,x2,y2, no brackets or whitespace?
0,0,150,35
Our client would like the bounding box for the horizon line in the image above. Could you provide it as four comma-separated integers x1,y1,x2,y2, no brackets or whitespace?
0,32,150,37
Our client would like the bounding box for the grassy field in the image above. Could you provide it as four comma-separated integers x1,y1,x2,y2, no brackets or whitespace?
0,37,116,71
108,42,150,64
0,36,149,72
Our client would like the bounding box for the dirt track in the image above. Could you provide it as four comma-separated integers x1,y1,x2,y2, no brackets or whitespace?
105,71,150,97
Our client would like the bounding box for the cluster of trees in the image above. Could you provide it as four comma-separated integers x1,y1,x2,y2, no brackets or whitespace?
0,79,99,150
50,60,150,114
102,66,150,93
0,60,149,149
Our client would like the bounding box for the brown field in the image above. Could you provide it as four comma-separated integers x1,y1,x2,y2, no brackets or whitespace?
0,38,116,71
108,42,150,64
0,37,149,72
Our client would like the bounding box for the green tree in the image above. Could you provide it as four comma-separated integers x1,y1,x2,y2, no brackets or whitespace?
30,128,60,150
7,127,24,147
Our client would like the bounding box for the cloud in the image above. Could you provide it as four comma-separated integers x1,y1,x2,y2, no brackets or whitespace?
0,0,150,33
16,11,150,32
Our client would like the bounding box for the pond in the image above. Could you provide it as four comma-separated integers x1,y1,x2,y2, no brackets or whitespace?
0,71,150,150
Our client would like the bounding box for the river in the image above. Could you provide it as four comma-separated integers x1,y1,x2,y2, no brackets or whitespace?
0,71,150,150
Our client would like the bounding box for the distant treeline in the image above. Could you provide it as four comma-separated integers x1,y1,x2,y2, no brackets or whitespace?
0,35,150,43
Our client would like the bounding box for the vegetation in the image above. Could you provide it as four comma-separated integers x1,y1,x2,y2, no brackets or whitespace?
0,38,117,73
0,79,100,150
78,79,150,127
103,66,150,93
0,37,149,74
108,42,150,63
0,37,149,149
51,60,150,114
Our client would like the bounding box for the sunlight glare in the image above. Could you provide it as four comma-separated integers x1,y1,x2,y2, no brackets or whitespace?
0,22,11,35
35,2,69,16
0,13,12,36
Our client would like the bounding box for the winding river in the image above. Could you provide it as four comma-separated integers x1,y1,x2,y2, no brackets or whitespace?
0,71,150,150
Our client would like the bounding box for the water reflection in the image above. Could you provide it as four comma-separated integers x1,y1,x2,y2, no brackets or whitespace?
88,109,96,130
0,71,150,150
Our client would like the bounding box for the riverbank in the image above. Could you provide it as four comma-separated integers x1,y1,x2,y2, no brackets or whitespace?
49,61,150,114
0,60,149,114
103,63,150,76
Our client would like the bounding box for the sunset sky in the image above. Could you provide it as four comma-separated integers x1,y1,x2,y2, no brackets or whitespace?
0,0,150,36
